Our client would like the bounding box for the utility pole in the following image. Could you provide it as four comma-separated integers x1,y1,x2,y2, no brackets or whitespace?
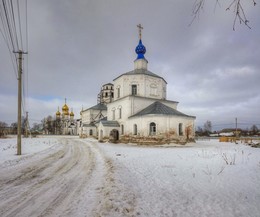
25,111,29,138
235,117,238,141
14,50,27,155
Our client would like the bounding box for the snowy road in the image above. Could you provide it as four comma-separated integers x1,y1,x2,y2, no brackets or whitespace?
0,137,260,217
0,138,136,217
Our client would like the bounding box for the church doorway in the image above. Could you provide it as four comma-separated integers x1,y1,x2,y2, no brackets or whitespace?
110,129,119,143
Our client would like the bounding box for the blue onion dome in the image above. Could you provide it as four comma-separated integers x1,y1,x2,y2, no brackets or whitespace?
135,39,146,59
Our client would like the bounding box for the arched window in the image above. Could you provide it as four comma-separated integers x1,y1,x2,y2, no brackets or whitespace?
132,85,137,95
150,122,156,135
89,129,93,136
121,125,124,135
112,108,116,120
118,106,122,119
117,87,121,98
133,124,137,135
179,123,183,136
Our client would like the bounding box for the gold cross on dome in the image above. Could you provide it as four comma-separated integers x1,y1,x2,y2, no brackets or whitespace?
137,24,143,40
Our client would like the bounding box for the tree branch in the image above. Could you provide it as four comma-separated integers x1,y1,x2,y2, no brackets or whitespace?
191,0,257,30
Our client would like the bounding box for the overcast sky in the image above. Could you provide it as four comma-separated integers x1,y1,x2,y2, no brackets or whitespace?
1,0,259,130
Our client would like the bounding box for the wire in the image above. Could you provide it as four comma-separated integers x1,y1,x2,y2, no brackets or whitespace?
16,0,23,50
9,0,19,50
0,0,29,121
2,0,15,51
0,1,18,78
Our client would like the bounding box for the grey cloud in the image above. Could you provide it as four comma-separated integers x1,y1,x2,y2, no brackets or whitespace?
1,0,259,130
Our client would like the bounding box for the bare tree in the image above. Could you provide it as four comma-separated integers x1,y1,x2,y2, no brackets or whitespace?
250,124,259,135
10,122,17,134
191,0,257,30
0,121,8,137
31,123,42,132
203,120,212,134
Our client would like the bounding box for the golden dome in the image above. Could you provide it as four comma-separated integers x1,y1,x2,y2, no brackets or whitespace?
56,107,61,116
56,110,61,116
62,98,69,115
62,104,69,112
70,111,74,116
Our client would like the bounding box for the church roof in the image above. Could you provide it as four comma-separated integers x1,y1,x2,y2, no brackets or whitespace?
83,123,95,127
129,101,195,118
113,69,167,84
103,83,113,86
100,120,120,127
89,103,107,110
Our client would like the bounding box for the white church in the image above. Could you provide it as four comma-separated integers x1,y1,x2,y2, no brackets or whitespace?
79,25,196,144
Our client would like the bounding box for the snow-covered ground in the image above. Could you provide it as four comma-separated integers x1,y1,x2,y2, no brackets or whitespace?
0,136,259,217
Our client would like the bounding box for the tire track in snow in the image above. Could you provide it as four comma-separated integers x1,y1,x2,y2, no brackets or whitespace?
0,142,67,201
0,138,104,217
89,142,138,217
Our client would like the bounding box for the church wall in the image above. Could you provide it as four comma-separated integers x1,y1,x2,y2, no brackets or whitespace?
144,75,167,100
113,74,167,100
82,126,97,137
98,124,120,141
107,97,131,122
126,115,195,140
107,96,159,123
81,109,107,124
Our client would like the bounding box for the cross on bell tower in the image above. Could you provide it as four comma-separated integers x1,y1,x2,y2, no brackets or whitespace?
137,24,143,40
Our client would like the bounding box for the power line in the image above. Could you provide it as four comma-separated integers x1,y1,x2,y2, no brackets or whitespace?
17,0,24,50
9,0,19,50
0,1,19,78
2,0,15,51
0,0,28,155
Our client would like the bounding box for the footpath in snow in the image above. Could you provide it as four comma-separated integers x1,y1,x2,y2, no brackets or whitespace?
0,136,259,217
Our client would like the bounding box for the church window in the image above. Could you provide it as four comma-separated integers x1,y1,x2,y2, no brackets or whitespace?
111,92,114,98
118,107,122,119
117,88,120,98
105,92,108,97
179,123,183,136
89,129,93,136
121,125,124,135
132,85,137,95
112,108,115,120
149,122,156,135
133,124,137,135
